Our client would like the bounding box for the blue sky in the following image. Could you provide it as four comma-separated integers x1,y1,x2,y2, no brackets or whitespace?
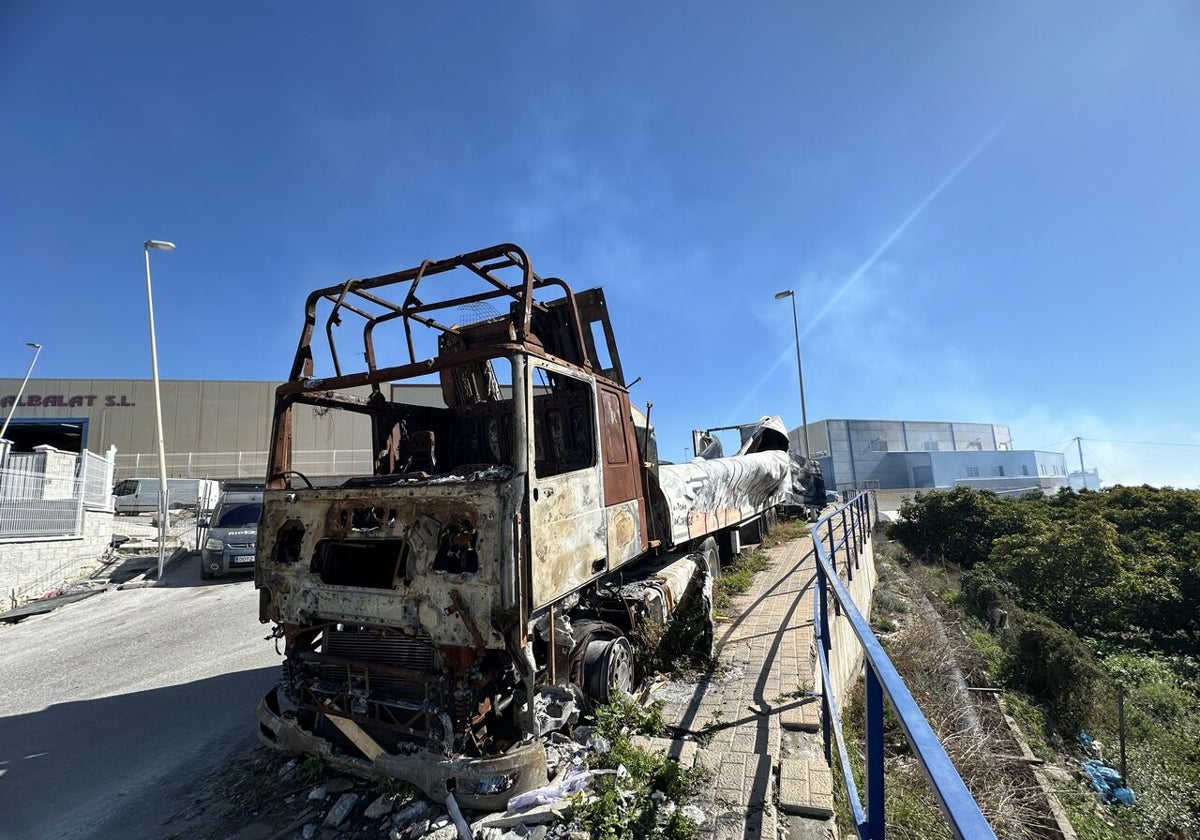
3,2,1199,486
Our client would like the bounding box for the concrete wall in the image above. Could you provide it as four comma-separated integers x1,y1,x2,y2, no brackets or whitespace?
0,507,114,606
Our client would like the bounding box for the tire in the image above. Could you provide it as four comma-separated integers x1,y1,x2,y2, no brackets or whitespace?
570,622,636,705
581,635,636,704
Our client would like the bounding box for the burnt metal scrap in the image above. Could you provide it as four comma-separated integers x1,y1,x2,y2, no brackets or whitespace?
254,243,791,809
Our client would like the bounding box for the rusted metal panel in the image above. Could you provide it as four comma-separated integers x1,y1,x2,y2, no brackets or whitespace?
605,498,644,571
597,386,638,504
258,482,511,652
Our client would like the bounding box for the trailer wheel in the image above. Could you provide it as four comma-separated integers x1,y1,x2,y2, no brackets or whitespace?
581,635,635,703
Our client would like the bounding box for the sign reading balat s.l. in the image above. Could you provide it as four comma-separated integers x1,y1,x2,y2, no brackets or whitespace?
0,394,136,408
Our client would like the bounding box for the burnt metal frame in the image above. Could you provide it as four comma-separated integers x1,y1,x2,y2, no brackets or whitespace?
811,494,997,840
289,243,591,385
269,245,604,488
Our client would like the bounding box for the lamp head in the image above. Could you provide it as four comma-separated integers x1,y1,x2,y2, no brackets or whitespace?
26,342,41,350
774,290,793,300
144,240,176,251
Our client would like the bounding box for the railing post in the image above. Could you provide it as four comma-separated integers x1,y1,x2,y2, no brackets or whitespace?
817,561,832,766
866,664,885,839
826,518,841,615
842,509,853,581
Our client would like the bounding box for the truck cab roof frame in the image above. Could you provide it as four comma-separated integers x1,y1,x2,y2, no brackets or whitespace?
289,243,624,389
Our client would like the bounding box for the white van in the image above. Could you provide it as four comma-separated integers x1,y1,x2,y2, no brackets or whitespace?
112,478,220,515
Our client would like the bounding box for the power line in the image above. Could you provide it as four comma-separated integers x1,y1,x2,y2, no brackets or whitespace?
1032,439,1074,452
1082,437,1200,449
1082,441,1124,485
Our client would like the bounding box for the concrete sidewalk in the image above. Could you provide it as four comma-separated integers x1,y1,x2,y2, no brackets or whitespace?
653,533,837,840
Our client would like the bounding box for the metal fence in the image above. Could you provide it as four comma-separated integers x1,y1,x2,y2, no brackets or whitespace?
811,493,996,840
0,448,114,539
114,449,373,480
81,449,114,510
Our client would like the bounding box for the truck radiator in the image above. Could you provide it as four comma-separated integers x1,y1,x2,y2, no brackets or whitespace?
323,624,436,670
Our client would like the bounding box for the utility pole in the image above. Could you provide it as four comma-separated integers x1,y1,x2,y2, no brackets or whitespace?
1076,437,1086,489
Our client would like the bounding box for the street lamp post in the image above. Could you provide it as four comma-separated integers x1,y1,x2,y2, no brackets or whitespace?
0,342,43,462
144,239,176,583
774,290,811,459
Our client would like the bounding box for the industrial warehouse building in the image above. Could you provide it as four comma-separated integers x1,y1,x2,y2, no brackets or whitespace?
3,378,1082,492
789,418,1074,494
0,378,447,480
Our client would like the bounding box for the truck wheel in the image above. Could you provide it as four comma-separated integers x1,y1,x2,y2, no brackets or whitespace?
581,635,635,704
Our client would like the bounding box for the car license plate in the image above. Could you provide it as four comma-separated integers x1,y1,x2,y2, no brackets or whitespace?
231,555,255,566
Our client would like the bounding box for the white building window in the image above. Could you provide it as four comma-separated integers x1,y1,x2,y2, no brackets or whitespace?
994,466,1005,477
1021,465,1029,476
869,438,888,452
967,466,980,477
922,440,939,451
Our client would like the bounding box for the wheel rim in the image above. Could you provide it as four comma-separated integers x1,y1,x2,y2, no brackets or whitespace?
582,635,635,702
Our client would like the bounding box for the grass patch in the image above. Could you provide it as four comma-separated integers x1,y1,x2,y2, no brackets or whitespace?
713,550,770,614
1001,694,1057,763
760,516,808,549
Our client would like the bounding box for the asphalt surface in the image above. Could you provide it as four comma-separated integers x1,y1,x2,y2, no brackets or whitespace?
0,556,281,840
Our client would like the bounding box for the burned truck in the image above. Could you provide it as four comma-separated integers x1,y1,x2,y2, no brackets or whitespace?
255,244,789,807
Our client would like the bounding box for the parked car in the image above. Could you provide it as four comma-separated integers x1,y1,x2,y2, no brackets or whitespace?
200,484,263,579
113,478,219,515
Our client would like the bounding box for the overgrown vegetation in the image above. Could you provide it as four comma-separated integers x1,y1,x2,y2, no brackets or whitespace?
571,695,711,840
888,486,1200,839
713,550,770,615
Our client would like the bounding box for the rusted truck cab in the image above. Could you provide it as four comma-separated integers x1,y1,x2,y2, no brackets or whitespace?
255,245,658,807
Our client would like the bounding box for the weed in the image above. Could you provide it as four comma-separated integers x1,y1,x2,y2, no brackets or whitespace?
760,517,808,549
572,703,711,840
298,755,326,782
872,615,897,633
633,592,717,678
374,775,419,804
594,693,666,740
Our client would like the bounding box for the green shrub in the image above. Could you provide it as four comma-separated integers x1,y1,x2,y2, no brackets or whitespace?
1008,612,1106,732
960,568,1016,618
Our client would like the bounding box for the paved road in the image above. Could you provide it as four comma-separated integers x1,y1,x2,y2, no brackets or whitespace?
0,556,281,840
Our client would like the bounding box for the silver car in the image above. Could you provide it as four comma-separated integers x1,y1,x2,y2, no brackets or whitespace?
200,486,263,579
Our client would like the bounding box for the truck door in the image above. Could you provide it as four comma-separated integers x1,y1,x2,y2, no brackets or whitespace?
596,385,647,571
528,363,606,609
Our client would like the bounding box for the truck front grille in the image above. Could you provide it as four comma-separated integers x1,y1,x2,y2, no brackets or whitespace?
319,625,438,703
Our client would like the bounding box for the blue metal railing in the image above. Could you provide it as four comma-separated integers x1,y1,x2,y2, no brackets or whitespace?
811,493,996,840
